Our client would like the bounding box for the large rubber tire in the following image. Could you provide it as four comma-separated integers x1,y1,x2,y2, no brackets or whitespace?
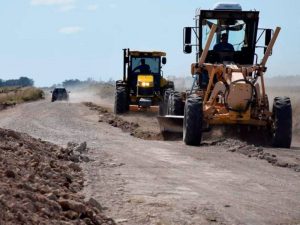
183,95,203,146
114,87,128,114
116,80,123,86
271,97,292,148
159,89,172,116
168,91,184,115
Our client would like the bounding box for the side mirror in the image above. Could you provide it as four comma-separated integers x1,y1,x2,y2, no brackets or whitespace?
50,91,53,93
162,57,167,65
183,27,192,54
184,27,192,45
264,29,272,54
184,45,192,54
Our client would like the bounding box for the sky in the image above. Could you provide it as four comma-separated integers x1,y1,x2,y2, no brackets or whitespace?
0,0,299,86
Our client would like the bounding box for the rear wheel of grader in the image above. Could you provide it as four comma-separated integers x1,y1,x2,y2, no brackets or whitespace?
114,86,128,114
168,91,184,116
271,96,292,148
183,94,203,146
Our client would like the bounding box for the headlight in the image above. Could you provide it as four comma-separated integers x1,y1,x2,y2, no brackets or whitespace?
142,82,150,87
138,81,153,87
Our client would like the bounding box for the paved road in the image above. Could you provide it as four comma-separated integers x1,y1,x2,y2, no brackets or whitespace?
0,100,299,225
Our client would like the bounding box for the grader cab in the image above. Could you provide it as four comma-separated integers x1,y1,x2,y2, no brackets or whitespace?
158,3,292,148
114,49,174,114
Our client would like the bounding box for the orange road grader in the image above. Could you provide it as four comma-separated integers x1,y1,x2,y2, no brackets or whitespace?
158,3,292,148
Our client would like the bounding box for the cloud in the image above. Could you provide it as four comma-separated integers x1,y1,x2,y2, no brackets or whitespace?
31,0,76,12
30,0,75,6
58,4,76,12
58,26,83,34
87,4,98,11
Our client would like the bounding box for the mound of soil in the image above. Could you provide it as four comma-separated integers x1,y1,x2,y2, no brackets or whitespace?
83,102,162,140
211,138,300,172
0,128,115,225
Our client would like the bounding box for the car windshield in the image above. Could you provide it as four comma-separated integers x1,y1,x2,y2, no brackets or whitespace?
131,57,160,74
202,19,246,51
54,88,67,94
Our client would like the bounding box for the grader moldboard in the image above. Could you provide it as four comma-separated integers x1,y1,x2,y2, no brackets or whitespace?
114,49,174,114
158,3,292,148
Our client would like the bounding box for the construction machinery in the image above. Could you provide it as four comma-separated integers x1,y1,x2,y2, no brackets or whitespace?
158,3,292,148
114,49,174,114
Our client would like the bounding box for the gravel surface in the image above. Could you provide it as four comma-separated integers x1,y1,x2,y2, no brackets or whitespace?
0,99,300,225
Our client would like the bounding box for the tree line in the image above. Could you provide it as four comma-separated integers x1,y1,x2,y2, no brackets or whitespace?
0,77,34,87
59,78,115,87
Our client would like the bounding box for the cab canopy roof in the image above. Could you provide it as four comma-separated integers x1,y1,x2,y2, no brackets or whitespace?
129,51,166,57
213,2,242,11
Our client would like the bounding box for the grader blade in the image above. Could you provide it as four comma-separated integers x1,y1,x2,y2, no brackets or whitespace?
157,115,184,133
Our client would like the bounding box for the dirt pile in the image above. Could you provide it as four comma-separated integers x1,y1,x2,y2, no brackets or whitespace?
83,102,163,140
0,128,115,225
213,138,300,172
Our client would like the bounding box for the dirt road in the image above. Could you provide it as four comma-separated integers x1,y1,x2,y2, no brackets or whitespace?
0,100,300,225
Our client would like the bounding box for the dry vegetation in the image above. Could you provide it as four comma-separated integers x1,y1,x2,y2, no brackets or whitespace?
0,87,44,109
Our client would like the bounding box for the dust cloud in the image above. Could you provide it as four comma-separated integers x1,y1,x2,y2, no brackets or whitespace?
167,75,193,92
67,84,114,109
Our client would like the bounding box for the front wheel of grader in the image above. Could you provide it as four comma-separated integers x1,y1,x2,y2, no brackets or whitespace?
183,94,203,146
271,96,292,148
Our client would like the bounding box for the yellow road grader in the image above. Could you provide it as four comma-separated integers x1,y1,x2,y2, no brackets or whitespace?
114,49,174,114
158,3,292,148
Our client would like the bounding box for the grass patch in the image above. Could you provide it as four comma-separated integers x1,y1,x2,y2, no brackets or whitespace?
0,87,44,107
